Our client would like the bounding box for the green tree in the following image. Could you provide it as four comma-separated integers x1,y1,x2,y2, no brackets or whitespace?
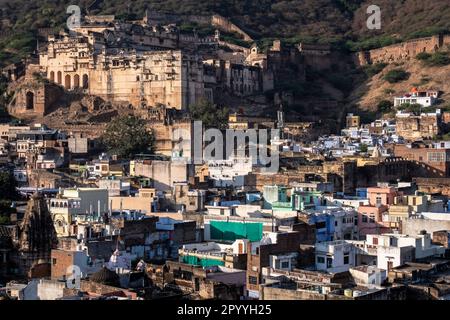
360,143,368,153
378,100,393,113
0,215,10,224
188,99,229,129
101,115,154,159
0,171,18,200
398,103,423,115
384,69,410,84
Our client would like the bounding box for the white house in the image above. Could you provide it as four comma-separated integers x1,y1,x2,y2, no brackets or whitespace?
350,233,445,271
315,240,357,273
349,265,387,288
394,89,439,107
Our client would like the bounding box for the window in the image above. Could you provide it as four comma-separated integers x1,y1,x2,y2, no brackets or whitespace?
335,221,338,227
376,196,382,206
52,258,57,265
248,276,258,285
316,221,326,229
428,152,445,162
362,215,368,223
317,256,325,264
281,261,289,269
326,257,333,268
344,254,349,265
369,216,375,223
373,237,378,245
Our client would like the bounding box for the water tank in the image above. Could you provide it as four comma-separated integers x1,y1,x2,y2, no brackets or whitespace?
344,289,353,298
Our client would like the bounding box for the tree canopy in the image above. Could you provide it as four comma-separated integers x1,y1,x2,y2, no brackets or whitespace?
101,115,155,159
0,171,19,200
188,99,229,129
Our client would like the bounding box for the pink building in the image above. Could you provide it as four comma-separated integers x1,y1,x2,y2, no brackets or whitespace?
357,187,399,238
358,205,391,238
367,187,398,207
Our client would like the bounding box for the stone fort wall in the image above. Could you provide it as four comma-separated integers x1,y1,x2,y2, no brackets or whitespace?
357,34,450,66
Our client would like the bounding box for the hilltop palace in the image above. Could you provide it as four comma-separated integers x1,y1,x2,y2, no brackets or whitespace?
4,12,335,117
5,14,273,115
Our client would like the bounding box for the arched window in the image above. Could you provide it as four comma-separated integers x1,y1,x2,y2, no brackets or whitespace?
73,74,80,88
26,91,34,110
64,74,71,89
49,71,55,82
82,74,89,89
57,71,62,84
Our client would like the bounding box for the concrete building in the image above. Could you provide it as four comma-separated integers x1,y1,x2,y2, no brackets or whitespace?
403,213,450,236
351,233,445,271
394,88,439,108
315,240,357,273
49,188,109,237
349,265,387,288
207,157,253,188
98,177,130,197
110,188,157,214
149,261,246,299
395,110,441,141
346,113,360,128
50,248,104,280
394,142,450,177
178,240,248,269
246,231,306,299
130,159,194,192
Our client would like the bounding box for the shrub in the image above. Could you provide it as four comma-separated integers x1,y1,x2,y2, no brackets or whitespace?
360,143,368,153
363,63,387,77
416,52,431,61
398,103,423,115
384,69,410,83
378,100,393,113
426,52,450,66
416,52,450,66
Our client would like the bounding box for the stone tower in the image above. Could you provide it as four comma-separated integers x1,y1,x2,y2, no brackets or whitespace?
16,192,58,277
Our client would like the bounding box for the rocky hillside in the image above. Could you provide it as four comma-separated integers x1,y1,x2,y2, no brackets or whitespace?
1,0,450,129
350,50,450,115
1,0,450,66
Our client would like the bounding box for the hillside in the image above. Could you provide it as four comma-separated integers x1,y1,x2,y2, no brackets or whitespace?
1,0,450,67
351,51,450,116
1,0,450,130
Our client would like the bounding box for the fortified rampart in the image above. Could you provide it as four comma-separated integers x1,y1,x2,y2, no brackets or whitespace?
357,34,450,66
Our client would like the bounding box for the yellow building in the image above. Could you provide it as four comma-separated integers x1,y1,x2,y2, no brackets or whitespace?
346,113,360,128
